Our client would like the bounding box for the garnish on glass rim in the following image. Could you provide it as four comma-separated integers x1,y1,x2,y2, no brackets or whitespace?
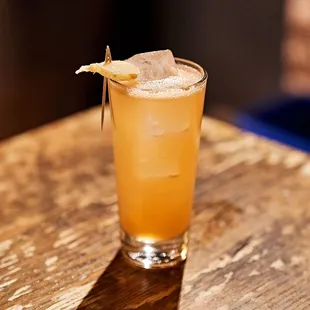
75,46,140,129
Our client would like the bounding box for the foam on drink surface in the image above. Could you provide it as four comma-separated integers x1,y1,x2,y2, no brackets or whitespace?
127,64,203,99
124,50,204,99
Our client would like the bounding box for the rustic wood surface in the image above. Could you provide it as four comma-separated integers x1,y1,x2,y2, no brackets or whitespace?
1,107,310,310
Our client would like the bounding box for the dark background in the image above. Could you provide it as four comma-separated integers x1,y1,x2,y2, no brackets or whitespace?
0,0,288,139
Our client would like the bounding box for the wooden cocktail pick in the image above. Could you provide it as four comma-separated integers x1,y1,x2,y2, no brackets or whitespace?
101,46,112,130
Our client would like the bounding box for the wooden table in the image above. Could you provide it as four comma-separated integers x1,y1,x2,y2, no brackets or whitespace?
1,107,310,310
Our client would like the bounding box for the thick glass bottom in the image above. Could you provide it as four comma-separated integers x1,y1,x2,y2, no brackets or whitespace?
120,229,188,269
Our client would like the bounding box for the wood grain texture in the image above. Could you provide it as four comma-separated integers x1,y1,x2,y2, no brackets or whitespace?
1,107,310,309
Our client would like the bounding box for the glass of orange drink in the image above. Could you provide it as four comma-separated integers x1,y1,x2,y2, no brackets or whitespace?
76,49,207,268
108,52,207,268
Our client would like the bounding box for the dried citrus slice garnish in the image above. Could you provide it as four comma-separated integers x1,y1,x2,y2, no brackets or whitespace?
75,46,139,130
75,60,140,81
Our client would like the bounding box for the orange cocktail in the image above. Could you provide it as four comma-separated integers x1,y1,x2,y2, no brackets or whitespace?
109,56,207,268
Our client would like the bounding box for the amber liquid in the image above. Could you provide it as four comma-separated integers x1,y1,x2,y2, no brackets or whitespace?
109,76,206,242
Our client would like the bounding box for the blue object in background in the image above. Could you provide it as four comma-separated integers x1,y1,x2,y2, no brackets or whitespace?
235,96,310,153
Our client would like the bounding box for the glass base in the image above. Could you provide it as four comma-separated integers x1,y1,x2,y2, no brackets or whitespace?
120,230,188,269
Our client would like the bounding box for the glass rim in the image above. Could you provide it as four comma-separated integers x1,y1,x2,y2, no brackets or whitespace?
110,57,208,91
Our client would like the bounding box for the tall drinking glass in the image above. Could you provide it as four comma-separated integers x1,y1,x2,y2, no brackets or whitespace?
109,58,207,268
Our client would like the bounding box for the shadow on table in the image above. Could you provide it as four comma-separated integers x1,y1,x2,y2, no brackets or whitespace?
77,250,185,310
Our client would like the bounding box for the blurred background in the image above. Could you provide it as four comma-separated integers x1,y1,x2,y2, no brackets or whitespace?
0,0,309,150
